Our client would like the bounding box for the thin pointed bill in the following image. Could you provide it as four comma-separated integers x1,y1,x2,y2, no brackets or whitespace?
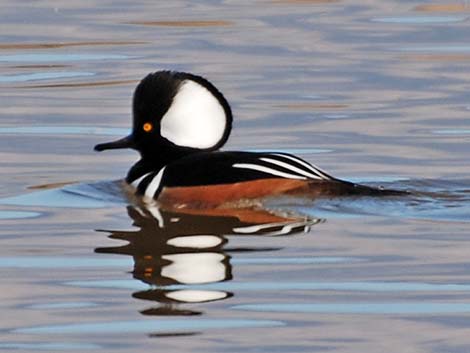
94,135,135,151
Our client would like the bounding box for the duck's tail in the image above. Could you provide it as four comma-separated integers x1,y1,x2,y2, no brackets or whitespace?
299,179,409,198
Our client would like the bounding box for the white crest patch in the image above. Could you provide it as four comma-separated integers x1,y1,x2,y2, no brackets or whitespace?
160,80,226,149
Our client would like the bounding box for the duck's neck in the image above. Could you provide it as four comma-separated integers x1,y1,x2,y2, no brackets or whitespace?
125,146,201,183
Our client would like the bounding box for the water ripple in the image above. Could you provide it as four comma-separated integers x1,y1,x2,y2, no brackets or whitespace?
0,256,132,269
371,16,467,24
0,210,40,219
67,279,470,293
0,53,131,62
0,342,100,351
0,71,94,83
398,45,470,52
234,302,470,314
0,126,129,136
15,319,284,334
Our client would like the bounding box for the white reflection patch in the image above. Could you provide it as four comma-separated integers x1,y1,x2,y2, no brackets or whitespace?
162,253,226,284
167,235,222,249
165,290,228,303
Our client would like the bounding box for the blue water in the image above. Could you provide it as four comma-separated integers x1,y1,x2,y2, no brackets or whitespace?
0,126,130,136
16,319,284,335
0,343,101,351
1,0,470,352
371,16,468,24
0,53,131,62
234,302,470,315
0,210,40,219
67,279,470,293
0,72,94,83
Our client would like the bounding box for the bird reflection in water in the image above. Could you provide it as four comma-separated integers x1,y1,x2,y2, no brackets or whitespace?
95,204,322,316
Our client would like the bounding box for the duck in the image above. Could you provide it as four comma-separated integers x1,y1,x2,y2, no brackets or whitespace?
95,70,403,208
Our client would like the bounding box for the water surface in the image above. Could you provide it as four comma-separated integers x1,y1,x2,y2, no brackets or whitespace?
1,1,470,352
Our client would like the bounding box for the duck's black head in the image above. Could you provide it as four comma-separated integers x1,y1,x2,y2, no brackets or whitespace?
94,71,233,181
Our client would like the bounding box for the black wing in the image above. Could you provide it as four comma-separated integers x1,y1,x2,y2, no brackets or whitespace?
162,151,333,186
133,151,335,198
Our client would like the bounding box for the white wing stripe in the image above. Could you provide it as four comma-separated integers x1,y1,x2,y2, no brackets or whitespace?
232,163,307,180
260,157,323,180
131,172,151,188
271,153,331,180
144,167,166,199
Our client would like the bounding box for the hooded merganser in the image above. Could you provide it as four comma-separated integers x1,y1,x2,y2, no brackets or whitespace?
95,71,402,208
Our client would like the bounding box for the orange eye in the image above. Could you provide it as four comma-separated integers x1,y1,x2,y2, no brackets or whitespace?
143,122,153,132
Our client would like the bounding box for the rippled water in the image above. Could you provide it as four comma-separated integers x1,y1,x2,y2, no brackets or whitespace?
1,1,470,352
